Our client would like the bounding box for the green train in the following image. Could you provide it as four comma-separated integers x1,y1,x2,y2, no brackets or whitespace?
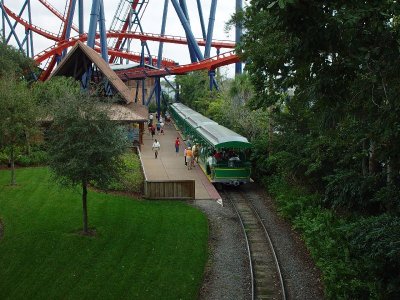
169,103,252,186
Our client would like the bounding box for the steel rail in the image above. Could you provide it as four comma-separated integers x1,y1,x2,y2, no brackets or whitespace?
244,190,287,300
221,189,255,300
222,188,287,300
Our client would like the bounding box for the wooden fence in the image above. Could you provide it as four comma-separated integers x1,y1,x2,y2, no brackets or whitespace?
136,147,195,200
144,180,195,200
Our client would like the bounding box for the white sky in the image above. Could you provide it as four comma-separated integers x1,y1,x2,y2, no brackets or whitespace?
4,0,242,77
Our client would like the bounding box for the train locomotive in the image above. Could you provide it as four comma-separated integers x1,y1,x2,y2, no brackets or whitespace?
169,103,252,186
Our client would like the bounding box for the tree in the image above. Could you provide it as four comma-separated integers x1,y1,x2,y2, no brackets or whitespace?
0,41,38,185
46,93,128,234
0,78,38,185
176,70,220,115
0,41,36,80
239,0,400,211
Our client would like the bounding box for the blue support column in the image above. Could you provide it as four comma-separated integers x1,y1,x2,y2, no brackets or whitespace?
78,0,84,35
141,41,146,105
62,0,77,58
209,70,217,91
179,0,196,62
156,78,161,120
5,0,28,43
0,4,23,51
235,0,243,75
27,0,34,58
157,0,169,68
196,0,206,40
87,0,100,49
204,0,217,58
171,0,203,61
98,0,108,61
1,0,5,43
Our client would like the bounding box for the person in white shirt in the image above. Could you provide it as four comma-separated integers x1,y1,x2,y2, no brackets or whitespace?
152,139,161,159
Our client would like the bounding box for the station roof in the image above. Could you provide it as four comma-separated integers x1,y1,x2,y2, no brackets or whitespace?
50,41,133,104
48,41,148,122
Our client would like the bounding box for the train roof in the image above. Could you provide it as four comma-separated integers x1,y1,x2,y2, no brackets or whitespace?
197,123,252,149
186,112,218,128
170,102,252,149
170,103,194,118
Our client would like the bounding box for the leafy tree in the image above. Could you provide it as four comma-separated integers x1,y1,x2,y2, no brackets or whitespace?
176,70,220,114
239,0,400,212
0,42,38,185
0,78,38,185
46,93,128,234
0,41,35,79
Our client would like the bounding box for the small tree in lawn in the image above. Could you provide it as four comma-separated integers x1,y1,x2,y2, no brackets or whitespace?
0,78,38,185
47,93,128,235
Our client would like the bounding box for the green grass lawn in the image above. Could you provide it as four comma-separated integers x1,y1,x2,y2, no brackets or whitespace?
0,168,208,299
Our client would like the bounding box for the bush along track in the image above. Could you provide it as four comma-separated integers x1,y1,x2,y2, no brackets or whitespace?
264,176,400,299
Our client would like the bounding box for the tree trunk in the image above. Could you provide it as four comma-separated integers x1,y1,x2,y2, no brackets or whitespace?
25,131,31,155
369,140,379,174
387,159,392,184
82,180,88,234
10,146,16,186
362,139,368,176
268,106,274,154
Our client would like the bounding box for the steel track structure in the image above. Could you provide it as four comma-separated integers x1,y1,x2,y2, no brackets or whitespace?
1,0,242,114
1,1,240,76
222,188,287,300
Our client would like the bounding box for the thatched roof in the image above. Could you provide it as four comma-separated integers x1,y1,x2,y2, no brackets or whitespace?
50,42,133,103
48,41,148,121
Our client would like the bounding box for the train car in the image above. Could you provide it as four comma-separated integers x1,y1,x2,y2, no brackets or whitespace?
169,102,252,185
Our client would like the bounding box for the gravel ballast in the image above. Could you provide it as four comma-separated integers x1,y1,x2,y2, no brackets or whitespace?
193,183,324,300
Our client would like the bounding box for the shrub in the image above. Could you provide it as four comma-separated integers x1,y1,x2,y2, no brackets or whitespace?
16,150,48,166
324,171,385,214
103,152,144,194
263,174,400,299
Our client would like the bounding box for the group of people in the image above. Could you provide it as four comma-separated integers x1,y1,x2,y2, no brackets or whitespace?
175,137,199,170
148,113,165,140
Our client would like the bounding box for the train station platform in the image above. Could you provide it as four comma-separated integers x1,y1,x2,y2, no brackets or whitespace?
140,120,222,200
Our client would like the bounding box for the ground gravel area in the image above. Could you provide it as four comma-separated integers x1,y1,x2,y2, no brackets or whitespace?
193,183,325,300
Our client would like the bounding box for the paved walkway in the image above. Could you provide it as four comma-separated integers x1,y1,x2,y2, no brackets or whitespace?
140,120,221,200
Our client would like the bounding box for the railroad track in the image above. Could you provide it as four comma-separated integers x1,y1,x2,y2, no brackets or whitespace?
221,187,287,300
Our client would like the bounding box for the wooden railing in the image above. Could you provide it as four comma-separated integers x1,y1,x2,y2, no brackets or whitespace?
145,180,195,200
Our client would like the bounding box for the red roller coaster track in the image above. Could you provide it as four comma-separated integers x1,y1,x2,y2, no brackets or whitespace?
3,1,239,80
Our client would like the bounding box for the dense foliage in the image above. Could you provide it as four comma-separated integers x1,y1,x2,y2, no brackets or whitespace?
238,0,400,297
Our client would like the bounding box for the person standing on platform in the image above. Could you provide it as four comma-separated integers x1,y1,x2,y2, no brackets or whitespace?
152,139,160,159
160,120,165,135
151,125,156,140
184,147,187,165
156,120,161,135
186,147,193,170
175,137,180,156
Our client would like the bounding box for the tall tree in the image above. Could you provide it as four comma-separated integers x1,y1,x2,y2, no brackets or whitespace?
0,42,38,185
0,79,38,185
46,93,128,234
